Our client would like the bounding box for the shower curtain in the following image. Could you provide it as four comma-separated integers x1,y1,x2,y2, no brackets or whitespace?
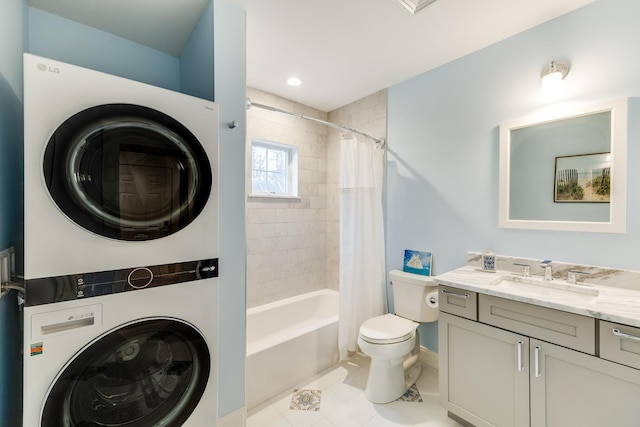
338,134,386,361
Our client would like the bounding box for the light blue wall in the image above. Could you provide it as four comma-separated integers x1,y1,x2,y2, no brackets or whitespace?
28,7,181,91
181,0,215,101
0,0,26,425
387,0,640,351
214,0,247,417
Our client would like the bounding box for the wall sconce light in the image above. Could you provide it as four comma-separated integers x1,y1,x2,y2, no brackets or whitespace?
539,60,570,103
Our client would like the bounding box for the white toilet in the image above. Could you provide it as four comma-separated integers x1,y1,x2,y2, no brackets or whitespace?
358,269,439,403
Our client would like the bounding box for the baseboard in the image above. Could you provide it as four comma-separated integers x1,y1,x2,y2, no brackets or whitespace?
448,411,475,427
419,345,438,370
218,407,246,427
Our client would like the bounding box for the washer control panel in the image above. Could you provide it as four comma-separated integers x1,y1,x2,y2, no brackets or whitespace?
25,258,218,306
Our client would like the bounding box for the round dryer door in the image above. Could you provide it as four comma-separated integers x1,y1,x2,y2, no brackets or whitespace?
43,104,212,241
41,318,211,427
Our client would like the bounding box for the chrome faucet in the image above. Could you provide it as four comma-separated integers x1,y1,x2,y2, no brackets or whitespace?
540,260,553,281
513,263,531,277
567,270,589,284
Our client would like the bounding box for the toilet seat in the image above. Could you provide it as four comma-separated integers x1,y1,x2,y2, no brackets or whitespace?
359,314,417,344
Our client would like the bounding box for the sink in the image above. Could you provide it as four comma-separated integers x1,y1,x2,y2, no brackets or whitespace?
491,275,599,297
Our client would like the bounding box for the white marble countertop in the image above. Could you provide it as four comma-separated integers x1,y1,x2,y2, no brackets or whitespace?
435,265,640,328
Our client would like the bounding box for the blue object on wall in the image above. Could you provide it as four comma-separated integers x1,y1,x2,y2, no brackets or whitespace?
403,249,432,276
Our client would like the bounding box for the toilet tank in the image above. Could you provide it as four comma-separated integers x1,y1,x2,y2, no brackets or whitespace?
389,269,439,323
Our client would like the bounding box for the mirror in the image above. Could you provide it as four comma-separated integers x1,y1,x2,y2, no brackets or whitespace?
499,98,627,233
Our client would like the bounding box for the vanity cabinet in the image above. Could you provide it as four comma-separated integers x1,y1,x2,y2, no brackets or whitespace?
439,311,530,427
438,286,640,427
530,339,640,427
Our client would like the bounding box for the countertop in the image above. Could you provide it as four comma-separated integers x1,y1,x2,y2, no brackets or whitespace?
434,265,640,328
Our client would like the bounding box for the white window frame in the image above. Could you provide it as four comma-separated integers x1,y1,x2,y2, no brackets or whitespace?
250,139,299,198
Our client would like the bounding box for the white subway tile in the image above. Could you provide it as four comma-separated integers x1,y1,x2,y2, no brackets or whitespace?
246,88,386,307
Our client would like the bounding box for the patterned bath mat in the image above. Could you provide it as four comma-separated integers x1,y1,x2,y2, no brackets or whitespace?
397,384,423,402
289,389,322,411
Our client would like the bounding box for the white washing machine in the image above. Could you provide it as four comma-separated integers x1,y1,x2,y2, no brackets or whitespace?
22,54,221,426
23,261,218,427
24,53,219,280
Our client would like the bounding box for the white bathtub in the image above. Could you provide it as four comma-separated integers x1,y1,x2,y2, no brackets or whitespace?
246,289,339,409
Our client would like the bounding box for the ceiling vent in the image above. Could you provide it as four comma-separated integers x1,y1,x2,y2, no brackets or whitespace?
396,0,439,14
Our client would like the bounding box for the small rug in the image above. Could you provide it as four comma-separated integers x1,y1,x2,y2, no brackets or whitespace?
289,389,322,411
397,384,423,402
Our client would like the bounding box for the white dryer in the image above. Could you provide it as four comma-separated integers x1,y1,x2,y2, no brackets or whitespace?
24,53,219,280
23,261,218,427
22,54,220,426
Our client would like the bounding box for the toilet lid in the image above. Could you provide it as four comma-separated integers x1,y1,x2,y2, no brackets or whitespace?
359,314,417,344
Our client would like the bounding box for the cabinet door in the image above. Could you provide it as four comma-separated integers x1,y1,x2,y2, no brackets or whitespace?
439,312,530,427
530,339,640,427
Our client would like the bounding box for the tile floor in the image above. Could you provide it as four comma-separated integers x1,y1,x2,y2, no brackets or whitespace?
247,353,463,426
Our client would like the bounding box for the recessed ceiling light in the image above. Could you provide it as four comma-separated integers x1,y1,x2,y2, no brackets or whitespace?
287,77,302,87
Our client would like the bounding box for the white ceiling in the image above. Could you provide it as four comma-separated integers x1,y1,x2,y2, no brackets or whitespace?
29,0,595,112
233,0,596,111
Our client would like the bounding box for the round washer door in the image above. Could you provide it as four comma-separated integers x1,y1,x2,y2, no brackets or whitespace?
41,318,211,427
43,104,212,241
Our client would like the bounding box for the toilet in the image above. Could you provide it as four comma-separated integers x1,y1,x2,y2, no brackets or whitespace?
358,269,439,403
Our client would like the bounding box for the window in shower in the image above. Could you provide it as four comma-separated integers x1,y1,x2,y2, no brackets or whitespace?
250,139,298,197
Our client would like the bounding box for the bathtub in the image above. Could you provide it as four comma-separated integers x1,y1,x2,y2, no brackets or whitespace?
246,289,339,409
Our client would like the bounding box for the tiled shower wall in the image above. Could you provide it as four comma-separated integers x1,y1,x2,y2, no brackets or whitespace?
246,87,387,308
246,88,329,308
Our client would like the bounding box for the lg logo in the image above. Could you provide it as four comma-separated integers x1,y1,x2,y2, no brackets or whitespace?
36,63,60,74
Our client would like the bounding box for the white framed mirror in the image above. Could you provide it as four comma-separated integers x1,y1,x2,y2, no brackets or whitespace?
499,98,628,233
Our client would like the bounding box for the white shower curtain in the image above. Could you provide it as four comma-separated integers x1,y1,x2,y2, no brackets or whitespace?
338,135,386,361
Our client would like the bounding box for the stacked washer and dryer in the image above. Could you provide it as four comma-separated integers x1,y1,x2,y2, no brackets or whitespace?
22,54,220,427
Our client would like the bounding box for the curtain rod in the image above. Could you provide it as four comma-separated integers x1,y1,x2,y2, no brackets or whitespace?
246,99,385,147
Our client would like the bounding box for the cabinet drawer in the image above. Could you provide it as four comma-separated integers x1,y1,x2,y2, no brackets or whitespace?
600,321,640,370
479,294,595,354
438,285,477,320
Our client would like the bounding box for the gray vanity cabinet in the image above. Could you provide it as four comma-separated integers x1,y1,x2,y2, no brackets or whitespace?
530,339,640,427
438,286,640,427
439,311,530,427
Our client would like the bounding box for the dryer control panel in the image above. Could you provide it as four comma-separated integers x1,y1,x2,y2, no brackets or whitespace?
24,258,218,306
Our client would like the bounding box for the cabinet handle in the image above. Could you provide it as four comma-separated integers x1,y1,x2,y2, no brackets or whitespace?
441,289,469,299
612,328,640,342
517,340,524,372
534,345,542,378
